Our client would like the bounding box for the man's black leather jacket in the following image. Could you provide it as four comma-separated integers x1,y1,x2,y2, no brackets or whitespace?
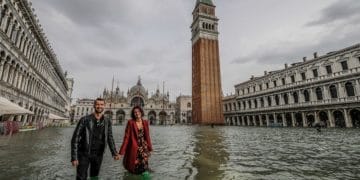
71,114,117,161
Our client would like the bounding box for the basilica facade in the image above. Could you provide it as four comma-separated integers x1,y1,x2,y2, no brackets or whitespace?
223,43,360,128
0,0,73,130
74,78,176,125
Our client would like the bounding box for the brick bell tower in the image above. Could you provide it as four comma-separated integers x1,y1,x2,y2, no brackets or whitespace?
191,0,224,125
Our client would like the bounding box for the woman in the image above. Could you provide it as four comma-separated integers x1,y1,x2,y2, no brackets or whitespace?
119,105,153,175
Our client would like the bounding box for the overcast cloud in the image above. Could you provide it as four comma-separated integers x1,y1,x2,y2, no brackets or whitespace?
30,0,360,100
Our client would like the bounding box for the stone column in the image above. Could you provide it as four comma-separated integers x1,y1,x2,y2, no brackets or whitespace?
314,111,320,124
1,62,10,82
310,88,316,102
6,19,14,37
16,71,23,89
323,85,330,100
291,112,296,127
11,27,19,43
338,82,345,98
7,65,15,84
273,112,277,124
282,113,286,127
327,110,335,127
241,116,245,126
259,115,263,126
12,69,19,87
355,80,360,96
247,115,251,126
0,13,9,31
289,92,294,104
302,112,308,127
343,109,352,128
0,61,4,80
266,114,270,127
253,115,257,126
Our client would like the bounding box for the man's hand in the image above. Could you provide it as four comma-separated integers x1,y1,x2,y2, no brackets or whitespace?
113,154,121,160
71,160,79,167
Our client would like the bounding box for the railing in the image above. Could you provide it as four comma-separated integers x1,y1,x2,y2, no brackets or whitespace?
236,67,360,99
224,96,360,114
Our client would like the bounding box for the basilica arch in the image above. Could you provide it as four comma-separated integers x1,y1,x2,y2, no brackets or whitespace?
148,111,156,125
116,109,125,124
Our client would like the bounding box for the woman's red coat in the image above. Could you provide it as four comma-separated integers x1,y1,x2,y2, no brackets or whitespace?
119,119,152,173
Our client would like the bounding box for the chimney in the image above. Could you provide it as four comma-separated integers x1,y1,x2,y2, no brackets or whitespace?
303,57,307,62
284,63,288,69
313,52,318,58
264,71,268,75
250,75,254,80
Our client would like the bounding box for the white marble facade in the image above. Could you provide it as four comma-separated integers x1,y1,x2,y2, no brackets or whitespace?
224,44,360,128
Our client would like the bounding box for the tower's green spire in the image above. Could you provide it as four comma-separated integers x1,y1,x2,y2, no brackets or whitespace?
196,0,214,6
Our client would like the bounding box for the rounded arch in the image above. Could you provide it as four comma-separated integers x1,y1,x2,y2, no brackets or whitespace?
130,96,144,107
303,90,310,102
295,112,303,127
306,114,315,127
318,111,328,127
116,109,125,124
261,115,266,126
349,109,360,128
276,114,283,125
104,110,113,120
283,93,289,104
159,111,167,125
316,87,323,100
255,115,260,126
285,113,292,127
345,82,355,97
293,92,299,103
329,84,338,98
148,110,156,125
333,110,345,128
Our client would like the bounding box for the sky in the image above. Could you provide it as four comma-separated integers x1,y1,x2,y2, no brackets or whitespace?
30,0,360,101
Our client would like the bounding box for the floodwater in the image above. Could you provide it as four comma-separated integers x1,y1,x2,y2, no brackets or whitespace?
0,126,359,179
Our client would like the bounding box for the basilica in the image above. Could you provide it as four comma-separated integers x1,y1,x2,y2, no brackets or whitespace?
73,78,177,125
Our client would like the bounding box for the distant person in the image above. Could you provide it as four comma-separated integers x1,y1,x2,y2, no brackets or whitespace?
119,105,153,177
70,98,120,180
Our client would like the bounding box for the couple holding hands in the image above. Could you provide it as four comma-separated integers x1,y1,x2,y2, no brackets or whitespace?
71,98,152,180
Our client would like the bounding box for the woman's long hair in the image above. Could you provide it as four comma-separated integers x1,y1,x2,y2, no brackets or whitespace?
131,105,144,120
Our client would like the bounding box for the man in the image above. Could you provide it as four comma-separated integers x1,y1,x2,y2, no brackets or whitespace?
71,98,120,180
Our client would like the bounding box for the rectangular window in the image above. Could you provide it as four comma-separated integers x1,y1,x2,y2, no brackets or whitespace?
291,75,295,83
259,84,262,91
282,78,285,85
341,61,348,70
312,69,318,78
253,86,256,92
301,72,306,80
326,65,332,74
247,87,250,93
266,83,269,89
273,81,277,87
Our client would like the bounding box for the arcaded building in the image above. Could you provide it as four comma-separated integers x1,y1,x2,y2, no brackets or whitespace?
223,44,360,128
0,0,73,128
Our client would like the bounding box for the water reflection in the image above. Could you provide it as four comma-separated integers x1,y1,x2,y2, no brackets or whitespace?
192,126,229,180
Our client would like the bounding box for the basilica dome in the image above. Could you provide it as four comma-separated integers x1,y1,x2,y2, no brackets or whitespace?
129,78,147,97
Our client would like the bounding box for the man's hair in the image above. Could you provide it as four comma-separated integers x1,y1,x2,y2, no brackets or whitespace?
131,105,144,119
93,97,105,106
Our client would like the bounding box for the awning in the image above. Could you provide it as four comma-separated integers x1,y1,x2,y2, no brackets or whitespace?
48,113,67,120
0,96,34,115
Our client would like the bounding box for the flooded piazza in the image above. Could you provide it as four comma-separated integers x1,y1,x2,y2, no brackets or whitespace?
0,126,359,180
